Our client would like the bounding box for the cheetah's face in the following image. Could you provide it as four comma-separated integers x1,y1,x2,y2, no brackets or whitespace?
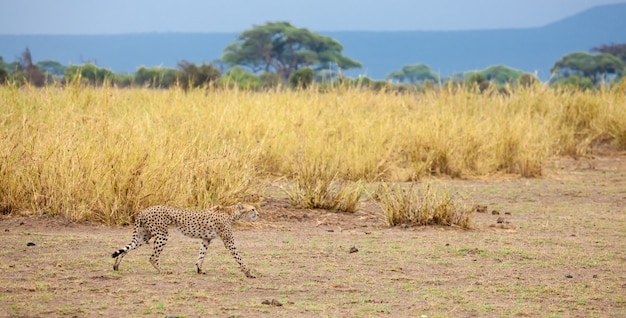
237,202,259,221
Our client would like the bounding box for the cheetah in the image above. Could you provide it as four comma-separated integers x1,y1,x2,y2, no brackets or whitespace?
111,202,258,278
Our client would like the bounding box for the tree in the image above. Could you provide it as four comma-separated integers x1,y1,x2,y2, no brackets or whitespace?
464,72,491,92
177,60,221,89
0,68,7,85
592,43,626,64
387,63,439,84
64,63,114,86
134,66,179,88
17,48,45,86
222,21,361,83
550,52,624,86
36,60,66,77
479,65,525,85
0,56,8,85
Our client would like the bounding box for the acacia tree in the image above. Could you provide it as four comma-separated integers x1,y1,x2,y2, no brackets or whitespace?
387,63,439,84
551,52,624,86
222,21,361,83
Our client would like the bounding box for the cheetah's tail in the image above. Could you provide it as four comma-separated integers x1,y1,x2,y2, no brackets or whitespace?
111,217,143,258
111,249,125,258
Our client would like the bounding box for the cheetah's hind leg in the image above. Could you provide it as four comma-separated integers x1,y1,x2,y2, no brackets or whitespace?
149,232,172,274
196,238,212,274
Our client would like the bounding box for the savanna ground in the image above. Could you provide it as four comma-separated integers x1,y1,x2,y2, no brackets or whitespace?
1,155,625,317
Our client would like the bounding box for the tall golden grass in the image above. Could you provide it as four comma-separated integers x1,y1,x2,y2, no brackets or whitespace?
1,83,624,223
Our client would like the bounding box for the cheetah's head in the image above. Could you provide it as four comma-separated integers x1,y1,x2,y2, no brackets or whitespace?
236,202,259,221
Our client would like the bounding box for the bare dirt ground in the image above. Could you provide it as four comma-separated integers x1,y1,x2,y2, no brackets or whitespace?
1,156,625,317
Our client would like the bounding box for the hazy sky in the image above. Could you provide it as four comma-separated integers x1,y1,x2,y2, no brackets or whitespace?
1,0,624,34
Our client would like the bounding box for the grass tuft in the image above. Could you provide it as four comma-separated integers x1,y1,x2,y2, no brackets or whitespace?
373,182,472,228
282,156,363,212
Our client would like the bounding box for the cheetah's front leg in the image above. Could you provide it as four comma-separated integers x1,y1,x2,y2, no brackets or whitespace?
221,232,256,278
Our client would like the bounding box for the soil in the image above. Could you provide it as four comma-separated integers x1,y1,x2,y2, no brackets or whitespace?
1,156,625,317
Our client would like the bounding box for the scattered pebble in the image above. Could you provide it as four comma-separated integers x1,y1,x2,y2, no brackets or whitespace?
504,212,511,215
565,274,573,279
492,210,500,215
349,246,359,253
26,242,36,247
496,217,505,224
326,229,334,232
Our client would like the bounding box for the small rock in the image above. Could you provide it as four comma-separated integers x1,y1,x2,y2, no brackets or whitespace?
492,210,500,215
349,246,359,253
593,275,598,278
327,229,334,232
496,217,505,224
504,212,511,215
400,223,409,229
565,274,573,279
26,242,36,247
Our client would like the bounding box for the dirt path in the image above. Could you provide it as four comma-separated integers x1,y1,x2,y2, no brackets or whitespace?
1,156,625,317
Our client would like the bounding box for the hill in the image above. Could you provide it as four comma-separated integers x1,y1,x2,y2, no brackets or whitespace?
1,3,625,81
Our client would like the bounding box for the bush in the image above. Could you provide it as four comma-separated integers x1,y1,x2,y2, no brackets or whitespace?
289,68,314,89
177,60,221,89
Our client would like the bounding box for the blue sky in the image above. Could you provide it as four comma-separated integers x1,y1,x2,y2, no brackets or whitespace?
1,0,624,34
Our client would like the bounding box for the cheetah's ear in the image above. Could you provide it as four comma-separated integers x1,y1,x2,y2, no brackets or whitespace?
237,202,244,210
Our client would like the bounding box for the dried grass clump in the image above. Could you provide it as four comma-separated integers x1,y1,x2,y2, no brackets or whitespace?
373,183,472,228
282,156,363,212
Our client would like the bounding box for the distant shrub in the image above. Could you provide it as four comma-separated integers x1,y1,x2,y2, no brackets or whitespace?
219,66,261,90
289,68,314,89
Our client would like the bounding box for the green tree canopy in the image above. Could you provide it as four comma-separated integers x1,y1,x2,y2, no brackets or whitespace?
479,65,526,85
387,63,439,84
64,63,114,85
222,21,361,83
36,60,66,77
551,52,624,85
134,66,179,88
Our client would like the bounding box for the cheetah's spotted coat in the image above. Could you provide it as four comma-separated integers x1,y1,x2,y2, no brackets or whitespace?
111,202,258,278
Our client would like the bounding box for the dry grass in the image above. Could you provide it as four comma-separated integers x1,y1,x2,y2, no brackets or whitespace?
281,154,363,212
1,84,625,223
373,182,472,228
